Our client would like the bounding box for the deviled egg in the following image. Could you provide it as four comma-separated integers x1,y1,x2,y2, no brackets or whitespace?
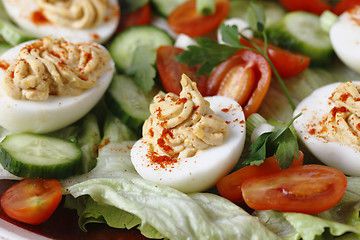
0,37,115,133
131,74,246,193
293,81,360,176
330,6,360,74
1,0,120,43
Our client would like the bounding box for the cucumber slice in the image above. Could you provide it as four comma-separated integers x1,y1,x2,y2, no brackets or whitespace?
105,74,151,130
229,0,285,27
119,0,148,13
0,133,82,179
109,25,173,71
266,11,334,66
151,0,188,17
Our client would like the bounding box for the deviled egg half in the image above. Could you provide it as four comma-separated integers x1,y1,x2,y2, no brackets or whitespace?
131,74,246,193
1,0,120,43
0,37,115,133
293,81,360,176
330,6,360,74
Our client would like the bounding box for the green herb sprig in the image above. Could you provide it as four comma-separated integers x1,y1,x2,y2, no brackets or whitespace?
176,2,300,168
243,114,301,169
176,2,296,110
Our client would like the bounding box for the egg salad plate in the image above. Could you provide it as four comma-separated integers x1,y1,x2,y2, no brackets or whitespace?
2,0,360,240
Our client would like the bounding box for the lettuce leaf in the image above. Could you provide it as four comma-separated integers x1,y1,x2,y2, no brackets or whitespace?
60,141,138,192
66,178,282,240
64,142,281,240
255,210,360,240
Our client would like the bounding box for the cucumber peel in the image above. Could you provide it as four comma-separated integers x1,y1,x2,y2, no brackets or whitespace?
0,133,82,179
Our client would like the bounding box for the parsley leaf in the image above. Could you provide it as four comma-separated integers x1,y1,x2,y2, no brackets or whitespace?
125,45,156,93
247,2,265,33
175,37,239,75
244,132,273,166
219,24,242,48
243,114,301,169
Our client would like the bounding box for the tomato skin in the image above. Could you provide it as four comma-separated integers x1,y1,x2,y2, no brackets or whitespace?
156,45,207,96
217,151,304,204
207,49,272,118
240,37,311,78
333,0,360,15
1,179,62,225
167,0,230,37
117,3,151,31
278,0,331,15
242,165,347,214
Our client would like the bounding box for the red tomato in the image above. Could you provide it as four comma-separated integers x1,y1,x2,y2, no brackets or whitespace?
333,0,360,15
167,0,230,37
117,3,151,31
278,0,331,15
1,179,62,225
242,165,347,214
217,151,304,204
207,49,272,118
240,37,311,78
156,45,207,96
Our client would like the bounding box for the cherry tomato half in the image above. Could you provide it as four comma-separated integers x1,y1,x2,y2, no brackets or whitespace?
278,0,331,15
117,3,151,32
240,37,311,78
156,45,207,96
207,49,272,118
1,178,62,225
242,165,347,214
167,0,230,37
217,151,304,204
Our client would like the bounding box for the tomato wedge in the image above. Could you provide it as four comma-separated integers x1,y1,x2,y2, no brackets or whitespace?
278,0,331,15
242,165,347,214
1,179,62,225
240,37,311,78
117,3,151,31
217,151,304,204
207,49,272,118
156,45,207,96
167,0,230,37
333,0,360,15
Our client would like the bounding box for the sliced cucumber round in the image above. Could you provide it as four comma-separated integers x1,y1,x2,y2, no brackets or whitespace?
105,74,151,130
0,133,82,179
151,0,187,17
266,11,334,66
109,25,174,71
229,0,285,27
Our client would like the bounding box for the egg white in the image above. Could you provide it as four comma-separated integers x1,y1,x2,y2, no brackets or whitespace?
0,39,115,133
1,0,120,43
293,81,360,176
330,6,360,74
130,96,246,193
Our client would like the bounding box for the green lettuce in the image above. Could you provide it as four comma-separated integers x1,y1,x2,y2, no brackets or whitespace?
64,142,281,240
66,177,282,240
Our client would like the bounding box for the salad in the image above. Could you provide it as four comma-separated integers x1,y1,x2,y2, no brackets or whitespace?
1,0,360,239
